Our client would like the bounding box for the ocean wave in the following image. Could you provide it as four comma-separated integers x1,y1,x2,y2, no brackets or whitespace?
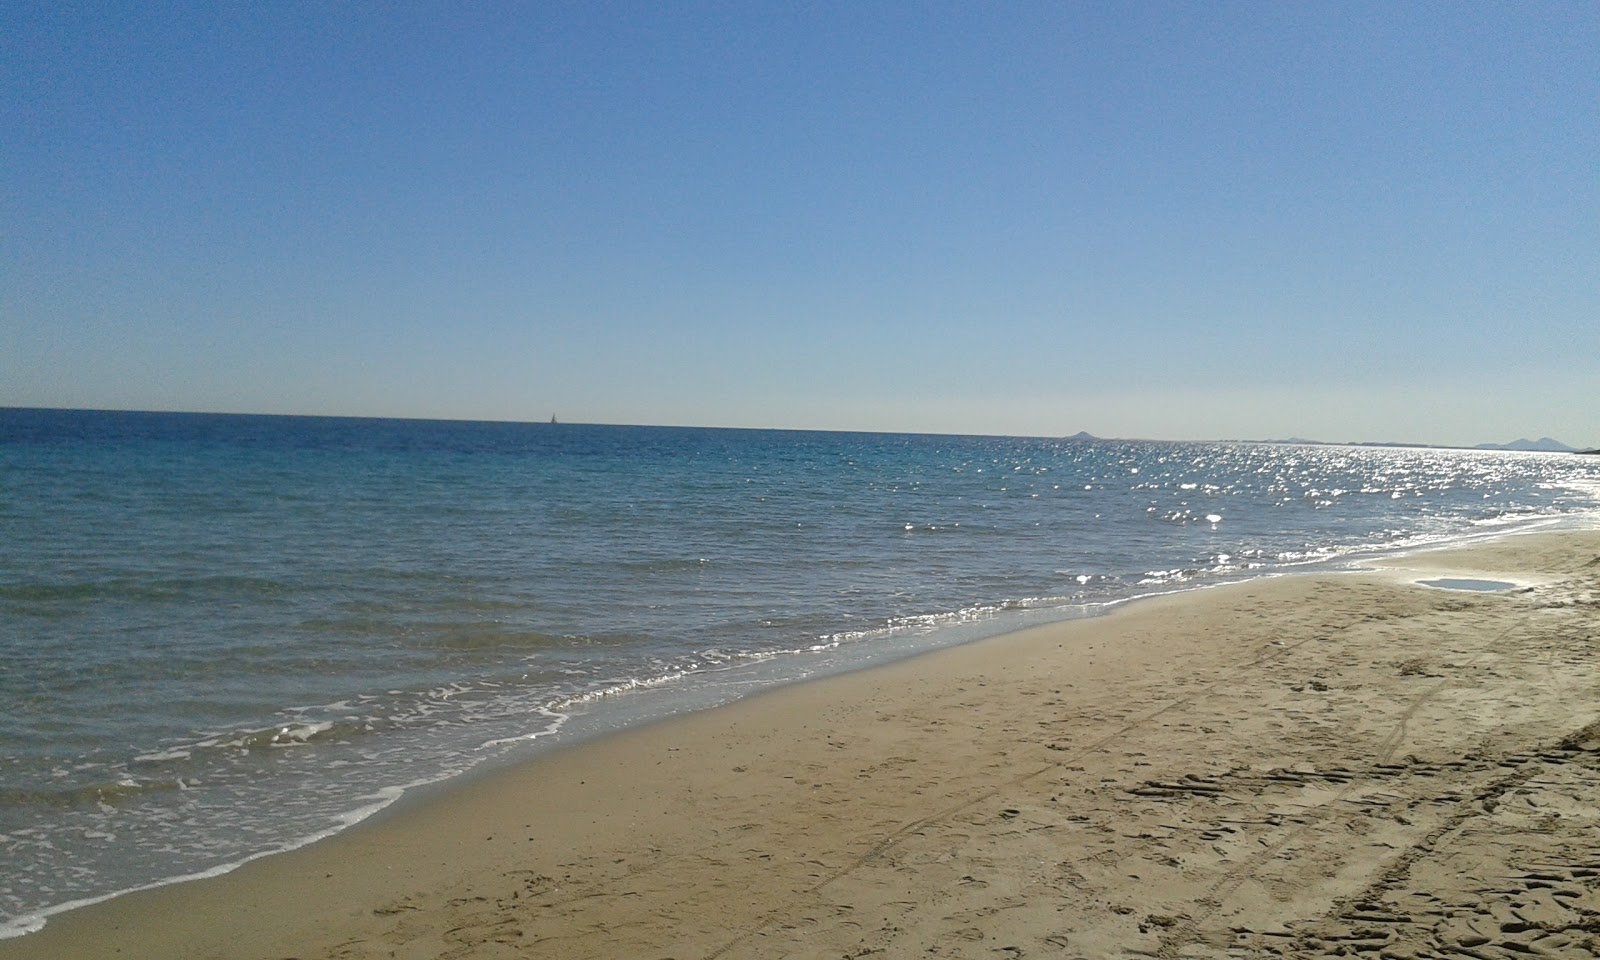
190,719,370,753
617,558,714,574
0,777,186,811
0,575,294,606
1054,571,1119,586
417,627,572,652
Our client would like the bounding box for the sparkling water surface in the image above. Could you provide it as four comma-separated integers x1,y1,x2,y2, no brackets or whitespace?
3,408,1598,934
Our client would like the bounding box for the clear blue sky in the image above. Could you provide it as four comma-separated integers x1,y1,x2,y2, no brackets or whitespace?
4,1,1596,446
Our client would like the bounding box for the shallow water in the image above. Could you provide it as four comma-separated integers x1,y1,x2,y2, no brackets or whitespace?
1417,578,1519,592
3,409,1598,934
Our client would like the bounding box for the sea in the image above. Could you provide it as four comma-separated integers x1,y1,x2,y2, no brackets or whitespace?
3,408,1598,936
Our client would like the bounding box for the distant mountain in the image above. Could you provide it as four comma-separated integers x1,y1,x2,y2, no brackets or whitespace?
1062,431,1098,441
1473,437,1576,452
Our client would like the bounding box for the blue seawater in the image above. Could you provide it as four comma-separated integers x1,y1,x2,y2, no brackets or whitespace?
2,408,1598,934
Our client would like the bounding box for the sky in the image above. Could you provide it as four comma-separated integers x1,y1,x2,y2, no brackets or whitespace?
3,2,1597,447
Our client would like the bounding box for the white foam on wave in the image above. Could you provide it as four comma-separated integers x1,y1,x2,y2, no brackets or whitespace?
476,705,569,750
0,773,449,941
131,748,191,763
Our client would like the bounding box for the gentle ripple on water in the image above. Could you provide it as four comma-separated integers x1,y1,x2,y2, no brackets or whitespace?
2,409,1599,934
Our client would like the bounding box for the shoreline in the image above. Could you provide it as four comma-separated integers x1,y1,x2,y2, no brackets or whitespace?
0,525,1515,942
4,529,1599,958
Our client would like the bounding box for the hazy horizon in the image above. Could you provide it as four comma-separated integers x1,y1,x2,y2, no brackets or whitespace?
3,404,1590,452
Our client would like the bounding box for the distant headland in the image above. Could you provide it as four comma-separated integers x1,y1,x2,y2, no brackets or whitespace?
1251,436,1587,454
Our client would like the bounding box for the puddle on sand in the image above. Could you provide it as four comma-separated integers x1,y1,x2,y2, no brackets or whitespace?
1417,578,1517,592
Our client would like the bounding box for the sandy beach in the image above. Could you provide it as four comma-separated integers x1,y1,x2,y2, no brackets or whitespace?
5,529,1598,960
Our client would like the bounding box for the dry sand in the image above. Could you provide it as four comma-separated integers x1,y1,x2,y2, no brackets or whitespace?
4,530,1599,960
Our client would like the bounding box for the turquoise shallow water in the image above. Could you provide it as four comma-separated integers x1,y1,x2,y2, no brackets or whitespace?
2,408,1598,934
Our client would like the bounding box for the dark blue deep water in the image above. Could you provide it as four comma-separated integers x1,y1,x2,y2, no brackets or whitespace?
3,408,1598,934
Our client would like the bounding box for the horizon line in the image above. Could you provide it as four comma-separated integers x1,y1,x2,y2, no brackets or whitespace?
1,405,1589,452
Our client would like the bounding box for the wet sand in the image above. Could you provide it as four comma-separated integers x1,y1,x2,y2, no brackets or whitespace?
4,530,1599,959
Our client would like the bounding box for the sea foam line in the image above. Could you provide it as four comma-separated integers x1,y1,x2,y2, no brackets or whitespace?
0,781,415,940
